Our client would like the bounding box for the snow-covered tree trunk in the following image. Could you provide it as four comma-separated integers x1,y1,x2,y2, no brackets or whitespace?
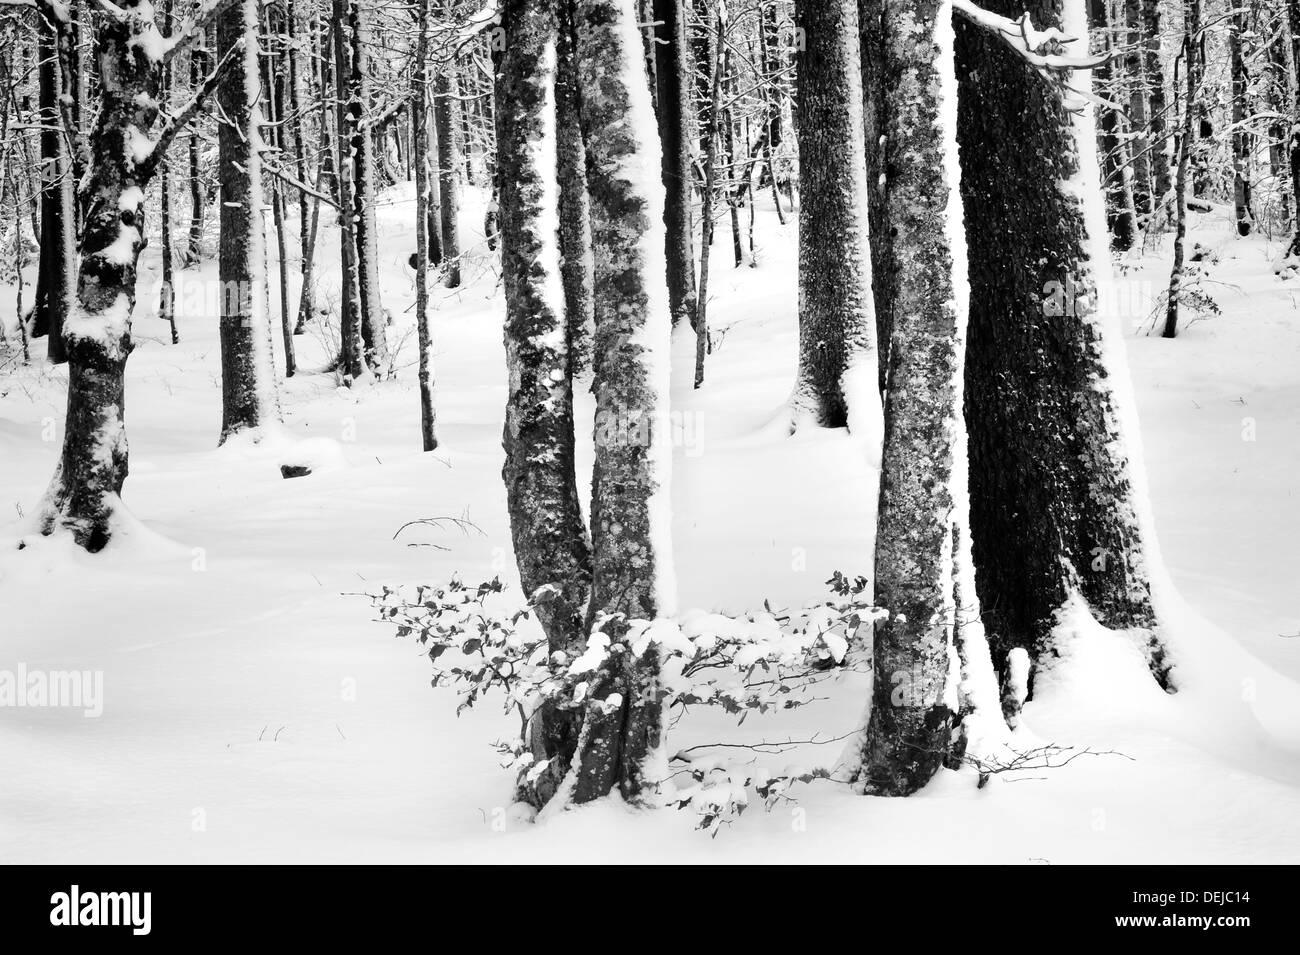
859,0,974,794
651,0,698,334
217,0,280,441
332,0,367,382
566,0,675,806
497,0,594,807
38,0,225,549
348,2,390,371
1165,0,1200,336
955,0,1172,717
1140,0,1169,216
413,0,438,452
556,0,594,375
159,0,179,345
183,48,206,268
695,5,723,390
792,0,880,436
434,10,462,291
1121,0,1152,218
1091,0,1138,250
1229,7,1253,237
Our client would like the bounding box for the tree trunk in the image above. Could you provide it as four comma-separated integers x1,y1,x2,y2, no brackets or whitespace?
159,0,178,345
217,0,280,441
556,0,594,374
1230,7,1253,237
37,3,204,549
332,0,367,382
1091,0,1138,250
696,7,724,390
1141,0,1170,217
263,6,295,376
434,19,463,290
1165,0,1199,336
349,2,390,371
567,0,675,806
955,0,1172,716
413,0,438,451
860,0,980,795
287,0,316,334
860,0,893,392
32,9,74,363
1122,0,1153,218
792,0,880,435
497,0,594,807
184,48,207,267
652,0,698,331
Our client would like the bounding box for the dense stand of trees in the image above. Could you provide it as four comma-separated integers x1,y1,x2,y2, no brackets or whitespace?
2,0,1275,808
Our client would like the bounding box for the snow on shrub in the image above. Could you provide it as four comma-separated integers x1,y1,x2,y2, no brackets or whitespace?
368,572,885,834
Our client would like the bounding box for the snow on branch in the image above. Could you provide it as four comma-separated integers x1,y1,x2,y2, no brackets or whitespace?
162,0,239,62
138,38,242,180
952,0,1118,110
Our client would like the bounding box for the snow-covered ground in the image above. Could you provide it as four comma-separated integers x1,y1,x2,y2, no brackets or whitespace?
1,186,1298,863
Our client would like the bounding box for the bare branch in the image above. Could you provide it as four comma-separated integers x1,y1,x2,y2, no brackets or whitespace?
139,38,243,181
162,0,239,62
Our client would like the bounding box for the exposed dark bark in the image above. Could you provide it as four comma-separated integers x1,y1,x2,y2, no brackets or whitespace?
497,0,593,807
859,0,892,392
31,8,74,363
37,0,225,550
860,0,968,795
556,0,594,374
793,0,878,429
652,0,698,332
1166,0,1200,336
956,0,1171,714
434,14,463,290
348,2,390,370
217,0,279,441
414,0,438,451
569,0,673,805
332,0,367,382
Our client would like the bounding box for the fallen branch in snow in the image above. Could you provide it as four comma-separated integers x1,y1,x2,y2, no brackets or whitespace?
963,744,1134,788
390,516,484,549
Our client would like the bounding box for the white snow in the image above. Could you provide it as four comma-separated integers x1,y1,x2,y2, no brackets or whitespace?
3,167,1300,861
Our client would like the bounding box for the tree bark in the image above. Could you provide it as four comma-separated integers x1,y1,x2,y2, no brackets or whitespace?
860,0,973,795
568,0,675,806
37,2,213,549
651,0,698,332
32,8,74,363
956,0,1172,716
348,2,390,370
860,0,893,392
217,0,280,441
434,15,463,290
332,0,367,382
556,0,594,374
497,0,594,807
414,0,438,451
792,0,880,434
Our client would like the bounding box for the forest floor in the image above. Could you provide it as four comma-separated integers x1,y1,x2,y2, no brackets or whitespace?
1,186,1299,862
